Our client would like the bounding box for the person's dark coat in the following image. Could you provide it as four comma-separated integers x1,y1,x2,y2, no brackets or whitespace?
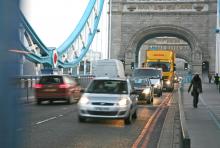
214,74,219,85
188,74,202,94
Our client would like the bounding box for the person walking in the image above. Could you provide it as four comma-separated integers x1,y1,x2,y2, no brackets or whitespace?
188,73,203,108
208,73,212,83
214,73,219,86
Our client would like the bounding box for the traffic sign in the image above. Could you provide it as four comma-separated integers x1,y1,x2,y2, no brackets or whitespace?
53,49,58,68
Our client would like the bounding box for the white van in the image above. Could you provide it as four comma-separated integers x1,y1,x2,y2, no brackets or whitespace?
92,59,125,78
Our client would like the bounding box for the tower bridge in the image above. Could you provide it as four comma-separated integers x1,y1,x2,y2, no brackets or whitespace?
110,0,217,75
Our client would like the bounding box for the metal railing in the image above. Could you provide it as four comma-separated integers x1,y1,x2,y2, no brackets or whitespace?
73,74,95,89
178,86,191,148
16,74,95,89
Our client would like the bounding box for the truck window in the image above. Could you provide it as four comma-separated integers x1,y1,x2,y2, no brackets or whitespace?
147,62,170,72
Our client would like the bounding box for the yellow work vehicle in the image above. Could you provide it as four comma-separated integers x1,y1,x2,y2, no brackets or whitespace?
144,50,176,91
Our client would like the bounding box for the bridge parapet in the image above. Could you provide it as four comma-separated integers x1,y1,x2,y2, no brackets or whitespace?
123,0,211,13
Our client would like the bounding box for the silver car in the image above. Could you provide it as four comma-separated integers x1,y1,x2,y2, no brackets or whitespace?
77,77,138,124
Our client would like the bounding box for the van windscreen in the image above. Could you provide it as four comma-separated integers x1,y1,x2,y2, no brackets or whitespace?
133,69,161,78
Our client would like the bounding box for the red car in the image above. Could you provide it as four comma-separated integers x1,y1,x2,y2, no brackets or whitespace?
34,75,81,105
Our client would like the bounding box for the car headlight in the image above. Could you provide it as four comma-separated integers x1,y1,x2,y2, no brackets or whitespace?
143,88,151,95
166,80,171,85
118,98,129,107
154,84,161,88
79,96,89,105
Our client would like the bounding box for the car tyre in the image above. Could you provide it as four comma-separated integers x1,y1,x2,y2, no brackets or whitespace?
124,113,132,125
132,110,137,119
146,99,151,104
151,96,154,103
78,116,86,122
37,100,41,105
67,95,74,104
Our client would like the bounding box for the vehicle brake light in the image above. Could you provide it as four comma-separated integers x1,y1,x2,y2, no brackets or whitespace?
58,83,70,89
34,84,43,89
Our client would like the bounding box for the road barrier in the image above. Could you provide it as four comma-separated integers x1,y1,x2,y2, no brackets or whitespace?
16,75,94,103
17,74,95,89
178,86,191,148
73,75,95,89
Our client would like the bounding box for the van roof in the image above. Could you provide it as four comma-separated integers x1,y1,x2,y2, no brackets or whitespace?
93,77,127,81
135,67,162,71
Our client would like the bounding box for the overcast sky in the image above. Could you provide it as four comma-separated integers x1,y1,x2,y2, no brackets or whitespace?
20,0,108,58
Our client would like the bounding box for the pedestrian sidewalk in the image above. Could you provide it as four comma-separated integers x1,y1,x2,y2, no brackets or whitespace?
182,83,220,148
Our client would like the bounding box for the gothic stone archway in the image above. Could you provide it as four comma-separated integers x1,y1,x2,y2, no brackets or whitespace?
110,0,216,75
122,25,203,74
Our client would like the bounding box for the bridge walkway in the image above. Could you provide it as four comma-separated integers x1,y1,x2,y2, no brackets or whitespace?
182,83,220,148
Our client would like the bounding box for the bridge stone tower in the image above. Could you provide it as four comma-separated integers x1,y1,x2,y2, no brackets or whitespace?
110,0,217,75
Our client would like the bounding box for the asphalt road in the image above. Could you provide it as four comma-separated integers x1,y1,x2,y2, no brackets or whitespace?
18,93,171,148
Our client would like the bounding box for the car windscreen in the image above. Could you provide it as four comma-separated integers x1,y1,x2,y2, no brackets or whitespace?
39,76,63,84
86,80,128,94
147,62,170,72
133,69,161,78
150,79,160,85
133,79,148,87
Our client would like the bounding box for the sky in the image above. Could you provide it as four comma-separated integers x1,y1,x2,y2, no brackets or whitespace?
20,0,109,59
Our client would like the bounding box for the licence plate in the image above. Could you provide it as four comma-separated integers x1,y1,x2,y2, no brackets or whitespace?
44,89,56,92
94,107,109,111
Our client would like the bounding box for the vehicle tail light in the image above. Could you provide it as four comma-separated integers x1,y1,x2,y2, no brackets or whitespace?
34,84,43,89
58,83,70,89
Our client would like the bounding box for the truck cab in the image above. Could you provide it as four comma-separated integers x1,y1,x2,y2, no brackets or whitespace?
145,50,176,91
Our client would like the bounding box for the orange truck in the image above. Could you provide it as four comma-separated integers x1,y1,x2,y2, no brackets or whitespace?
145,50,176,91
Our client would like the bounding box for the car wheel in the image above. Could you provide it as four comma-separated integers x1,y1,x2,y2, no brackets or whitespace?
124,112,132,125
151,96,154,103
78,116,86,122
37,100,41,105
132,110,137,119
67,95,74,104
146,98,151,104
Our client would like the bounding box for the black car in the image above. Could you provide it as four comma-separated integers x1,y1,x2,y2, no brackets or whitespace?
132,78,154,104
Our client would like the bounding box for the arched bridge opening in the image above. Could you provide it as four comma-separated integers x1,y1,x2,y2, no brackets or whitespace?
123,25,203,75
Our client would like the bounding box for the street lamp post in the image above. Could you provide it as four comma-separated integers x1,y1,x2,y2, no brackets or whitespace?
107,0,112,59
216,0,220,74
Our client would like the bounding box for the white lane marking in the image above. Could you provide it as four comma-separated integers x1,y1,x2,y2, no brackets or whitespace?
200,96,220,129
58,114,63,117
36,117,57,125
